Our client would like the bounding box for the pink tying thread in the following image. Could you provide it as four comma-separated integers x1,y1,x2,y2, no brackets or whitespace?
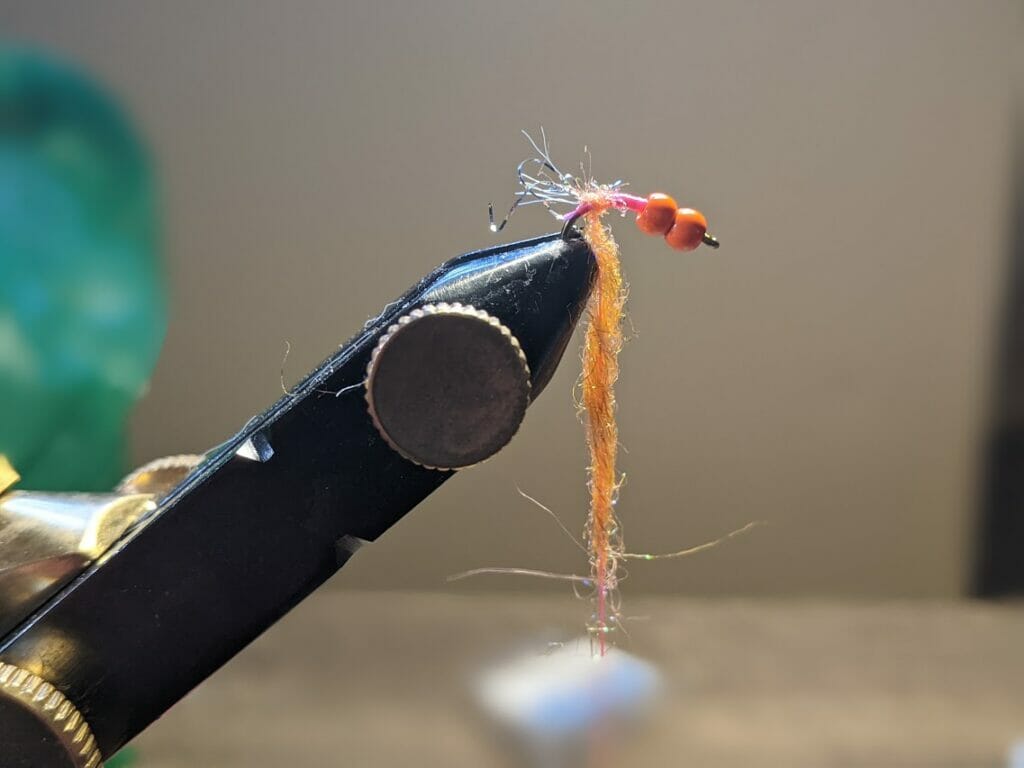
560,193,648,225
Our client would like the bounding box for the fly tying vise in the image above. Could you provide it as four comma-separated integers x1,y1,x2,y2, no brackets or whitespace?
490,131,718,657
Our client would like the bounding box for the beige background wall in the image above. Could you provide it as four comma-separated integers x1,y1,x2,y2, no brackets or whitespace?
3,0,1019,597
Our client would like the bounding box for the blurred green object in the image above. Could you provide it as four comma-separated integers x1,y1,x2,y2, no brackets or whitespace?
106,746,139,768
0,47,166,491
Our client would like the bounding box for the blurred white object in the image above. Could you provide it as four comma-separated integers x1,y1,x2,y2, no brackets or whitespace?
474,639,660,766
1009,739,1024,768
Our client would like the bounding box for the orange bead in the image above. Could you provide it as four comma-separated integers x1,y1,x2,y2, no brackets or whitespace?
635,193,678,236
665,208,708,252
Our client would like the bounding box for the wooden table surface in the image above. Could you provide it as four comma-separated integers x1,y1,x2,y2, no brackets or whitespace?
132,591,1024,767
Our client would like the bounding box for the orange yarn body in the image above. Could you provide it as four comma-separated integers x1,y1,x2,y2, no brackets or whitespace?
580,212,625,657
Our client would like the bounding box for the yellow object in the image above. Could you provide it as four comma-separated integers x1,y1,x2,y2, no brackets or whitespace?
0,455,20,496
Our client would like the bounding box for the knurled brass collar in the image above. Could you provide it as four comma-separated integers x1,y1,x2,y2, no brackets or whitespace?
117,453,205,497
0,662,102,768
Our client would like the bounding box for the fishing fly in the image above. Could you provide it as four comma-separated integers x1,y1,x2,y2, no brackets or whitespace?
489,129,719,251
487,130,722,657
